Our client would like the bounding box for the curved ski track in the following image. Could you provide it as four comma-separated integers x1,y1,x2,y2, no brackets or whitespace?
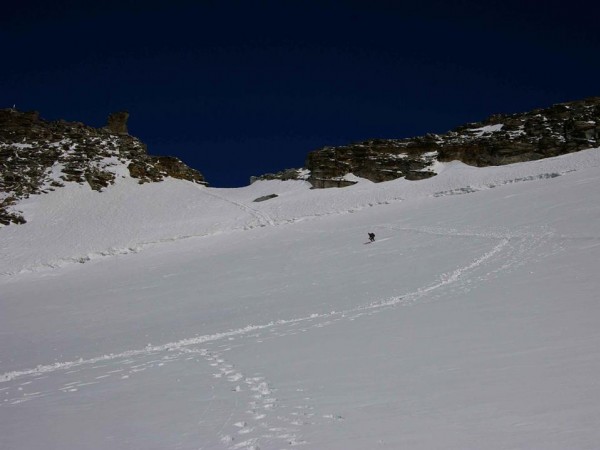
0,226,557,449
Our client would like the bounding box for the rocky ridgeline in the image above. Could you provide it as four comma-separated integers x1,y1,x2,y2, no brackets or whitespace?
0,109,205,226
253,96,600,188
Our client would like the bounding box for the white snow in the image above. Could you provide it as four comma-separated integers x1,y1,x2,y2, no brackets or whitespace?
1,148,600,449
340,173,371,183
384,153,409,159
469,123,504,137
296,168,311,180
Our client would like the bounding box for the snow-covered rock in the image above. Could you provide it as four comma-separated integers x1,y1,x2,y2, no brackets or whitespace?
0,108,205,225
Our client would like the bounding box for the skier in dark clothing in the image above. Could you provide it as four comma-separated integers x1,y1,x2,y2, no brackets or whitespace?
368,232,375,242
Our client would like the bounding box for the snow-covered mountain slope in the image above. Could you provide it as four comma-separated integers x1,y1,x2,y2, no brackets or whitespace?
2,148,599,276
0,108,205,226
1,149,600,449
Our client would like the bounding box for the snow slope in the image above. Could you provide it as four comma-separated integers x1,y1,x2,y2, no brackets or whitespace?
1,149,600,449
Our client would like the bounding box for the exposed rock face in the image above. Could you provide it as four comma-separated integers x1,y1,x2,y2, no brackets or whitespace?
105,111,129,135
0,109,206,226
128,156,206,184
436,98,600,166
250,168,309,184
306,139,437,188
258,96,600,188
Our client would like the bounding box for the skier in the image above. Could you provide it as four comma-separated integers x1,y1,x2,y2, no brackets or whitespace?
368,232,375,242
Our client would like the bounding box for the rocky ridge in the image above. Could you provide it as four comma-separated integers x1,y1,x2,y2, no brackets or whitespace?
253,96,600,188
0,109,205,225
3,97,599,225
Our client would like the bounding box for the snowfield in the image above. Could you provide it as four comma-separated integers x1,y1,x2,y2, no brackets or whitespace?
2,149,600,449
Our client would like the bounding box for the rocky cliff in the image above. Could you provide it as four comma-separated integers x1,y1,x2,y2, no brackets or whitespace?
253,97,600,188
0,109,206,225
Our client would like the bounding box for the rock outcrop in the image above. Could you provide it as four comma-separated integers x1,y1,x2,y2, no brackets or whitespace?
104,111,129,135
0,109,206,225
306,139,438,188
436,98,600,166
254,96,600,188
249,168,309,184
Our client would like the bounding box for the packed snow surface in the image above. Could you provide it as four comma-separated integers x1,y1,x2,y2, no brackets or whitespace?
2,149,600,449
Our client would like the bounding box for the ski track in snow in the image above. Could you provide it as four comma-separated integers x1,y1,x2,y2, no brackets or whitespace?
200,187,276,228
1,185,279,277
0,198,393,277
0,225,557,449
0,168,574,278
430,171,573,197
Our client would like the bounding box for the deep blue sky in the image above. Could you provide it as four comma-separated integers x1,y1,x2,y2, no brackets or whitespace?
3,1,599,187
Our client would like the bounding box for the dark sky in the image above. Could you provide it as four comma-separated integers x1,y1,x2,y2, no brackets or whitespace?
2,1,599,187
